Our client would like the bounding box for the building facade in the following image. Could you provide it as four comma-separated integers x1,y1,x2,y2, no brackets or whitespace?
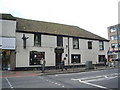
108,24,120,60
1,14,109,70
0,14,16,70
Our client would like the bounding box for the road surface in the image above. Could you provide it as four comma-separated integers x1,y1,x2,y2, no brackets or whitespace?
2,68,120,90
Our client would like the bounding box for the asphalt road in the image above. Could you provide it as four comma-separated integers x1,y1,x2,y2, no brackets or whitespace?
2,68,120,90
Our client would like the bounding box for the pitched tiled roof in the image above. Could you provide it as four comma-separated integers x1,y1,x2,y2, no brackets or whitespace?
16,18,108,41
1,14,108,41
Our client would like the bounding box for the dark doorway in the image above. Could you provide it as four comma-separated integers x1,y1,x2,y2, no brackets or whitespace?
98,55,105,62
2,50,10,70
55,47,64,68
55,53,62,67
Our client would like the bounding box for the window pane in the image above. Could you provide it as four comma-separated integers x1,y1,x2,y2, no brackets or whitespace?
98,55,105,62
30,51,45,65
73,38,79,49
111,35,118,40
111,43,120,48
110,28,116,33
71,54,81,63
57,36,63,46
99,41,104,50
88,41,92,49
34,34,41,46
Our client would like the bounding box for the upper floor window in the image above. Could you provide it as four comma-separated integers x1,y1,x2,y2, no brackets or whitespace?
111,43,120,49
110,28,116,33
57,36,63,47
99,41,104,50
34,34,41,46
88,41,92,49
73,38,79,49
110,35,117,40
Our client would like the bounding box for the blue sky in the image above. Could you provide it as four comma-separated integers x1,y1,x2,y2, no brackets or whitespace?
0,0,119,39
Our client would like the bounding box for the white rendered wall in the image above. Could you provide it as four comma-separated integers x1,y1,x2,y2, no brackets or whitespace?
16,33,56,67
16,32,109,67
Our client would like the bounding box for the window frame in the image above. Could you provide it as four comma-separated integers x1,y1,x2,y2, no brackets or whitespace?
110,28,116,33
99,41,104,50
98,55,105,62
88,41,92,49
71,54,81,63
34,34,41,46
30,51,45,65
111,43,120,48
73,38,79,49
110,35,118,40
57,36,63,47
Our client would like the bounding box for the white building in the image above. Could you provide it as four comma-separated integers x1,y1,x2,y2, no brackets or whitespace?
1,14,109,70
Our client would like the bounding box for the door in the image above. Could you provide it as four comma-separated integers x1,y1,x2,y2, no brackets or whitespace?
55,53,62,67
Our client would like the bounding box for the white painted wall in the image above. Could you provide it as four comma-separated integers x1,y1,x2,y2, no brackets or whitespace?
16,33,56,67
69,38,109,65
16,32,109,67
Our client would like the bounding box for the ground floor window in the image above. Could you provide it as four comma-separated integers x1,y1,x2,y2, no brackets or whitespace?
2,50,11,70
30,51,45,65
98,55,105,62
71,54,81,63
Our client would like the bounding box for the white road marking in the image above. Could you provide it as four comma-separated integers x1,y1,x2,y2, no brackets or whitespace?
55,83,58,84
38,76,64,88
72,79,108,89
107,76,118,80
57,84,61,86
72,73,118,82
78,80,108,89
5,78,14,89
52,82,54,83
105,76,108,78
71,73,118,89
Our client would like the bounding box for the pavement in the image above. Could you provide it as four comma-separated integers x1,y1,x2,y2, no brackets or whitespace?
1,66,118,78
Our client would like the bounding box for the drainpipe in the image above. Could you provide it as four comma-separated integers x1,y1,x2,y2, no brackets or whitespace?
68,37,70,65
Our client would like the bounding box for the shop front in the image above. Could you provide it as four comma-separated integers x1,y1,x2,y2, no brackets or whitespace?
1,37,16,70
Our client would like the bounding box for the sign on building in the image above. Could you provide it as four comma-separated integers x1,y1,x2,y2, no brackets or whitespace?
0,37,16,50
